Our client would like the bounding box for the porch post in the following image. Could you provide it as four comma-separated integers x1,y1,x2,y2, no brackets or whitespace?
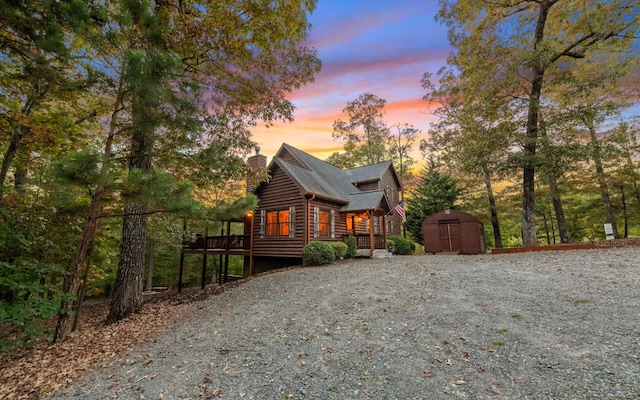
178,219,186,293
201,221,208,289
382,214,387,251
249,211,255,277
368,210,374,258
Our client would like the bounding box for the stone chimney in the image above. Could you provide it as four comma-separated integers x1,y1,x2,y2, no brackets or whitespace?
246,145,267,193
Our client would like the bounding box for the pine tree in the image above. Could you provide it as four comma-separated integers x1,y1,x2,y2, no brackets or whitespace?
405,162,461,242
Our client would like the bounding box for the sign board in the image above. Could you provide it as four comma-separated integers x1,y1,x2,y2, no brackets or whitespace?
604,223,614,241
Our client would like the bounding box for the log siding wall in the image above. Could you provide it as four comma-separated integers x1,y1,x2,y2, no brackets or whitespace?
379,169,402,236
308,198,347,242
253,167,305,257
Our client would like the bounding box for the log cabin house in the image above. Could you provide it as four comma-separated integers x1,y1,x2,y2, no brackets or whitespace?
249,143,403,273
180,143,403,286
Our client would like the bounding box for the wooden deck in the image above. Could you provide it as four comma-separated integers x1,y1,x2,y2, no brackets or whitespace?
182,235,251,256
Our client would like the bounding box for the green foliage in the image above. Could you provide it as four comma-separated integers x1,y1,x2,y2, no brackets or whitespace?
0,261,67,348
386,239,395,253
405,162,461,242
53,151,102,187
329,242,348,259
344,235,358,259
329,93,394,168
302,241,335,266
388,235,414,255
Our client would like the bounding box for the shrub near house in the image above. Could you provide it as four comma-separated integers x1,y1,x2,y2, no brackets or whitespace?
302,241,335,266
388,235,415,255
330,242,348,259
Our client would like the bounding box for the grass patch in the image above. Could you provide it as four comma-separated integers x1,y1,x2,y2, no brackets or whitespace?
494,327,508,334
512,313,522,320
492,341,505,346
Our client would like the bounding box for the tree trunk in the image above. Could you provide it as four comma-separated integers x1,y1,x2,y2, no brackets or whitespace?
521,1,553,247
589,125,618,238
542,209,551,244
538,116,571,243
54,190,104,341
72,244,93,332
106,198,147,323
522,129,539,247
482,164,502,248
546,171,570,243
54,74,123,340
0,128,23,202
106,93,154,323
0,83,41,203
618,184,628,238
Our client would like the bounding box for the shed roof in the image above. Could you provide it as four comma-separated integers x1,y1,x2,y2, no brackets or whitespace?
422,209,483,225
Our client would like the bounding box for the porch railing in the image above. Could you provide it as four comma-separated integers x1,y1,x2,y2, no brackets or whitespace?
343,234,387,250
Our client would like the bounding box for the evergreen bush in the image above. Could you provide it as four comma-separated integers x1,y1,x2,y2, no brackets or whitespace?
344,235,358,259
302,241,336,266
329,242,348,259
388,235,414,255
387,239,396,254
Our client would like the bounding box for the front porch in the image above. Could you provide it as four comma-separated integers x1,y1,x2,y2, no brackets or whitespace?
344,233,388,250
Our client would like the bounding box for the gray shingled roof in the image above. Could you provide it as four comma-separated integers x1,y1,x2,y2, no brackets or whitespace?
341,190,391,213
276,158,351,203
269,144,392,212
345,161,393,184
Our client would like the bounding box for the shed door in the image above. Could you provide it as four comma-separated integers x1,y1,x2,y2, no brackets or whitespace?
438,221,461,252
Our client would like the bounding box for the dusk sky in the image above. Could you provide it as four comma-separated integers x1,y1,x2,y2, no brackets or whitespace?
251,1,450,162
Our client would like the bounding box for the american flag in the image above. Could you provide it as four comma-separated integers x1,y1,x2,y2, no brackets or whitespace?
394,201,406,222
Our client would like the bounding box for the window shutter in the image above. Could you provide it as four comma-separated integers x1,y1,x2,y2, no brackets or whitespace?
259,210,265,238
330,209,335,239
289,206,295,238
313,206,319,238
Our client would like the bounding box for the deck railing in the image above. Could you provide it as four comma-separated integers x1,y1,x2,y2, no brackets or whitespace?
185,235,250,250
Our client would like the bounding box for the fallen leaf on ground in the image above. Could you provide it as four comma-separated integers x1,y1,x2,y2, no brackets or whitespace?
486,387,503,395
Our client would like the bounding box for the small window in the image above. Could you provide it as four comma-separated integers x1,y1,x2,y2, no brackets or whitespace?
313,207,335,238
318,210,330,236
266,209,290,237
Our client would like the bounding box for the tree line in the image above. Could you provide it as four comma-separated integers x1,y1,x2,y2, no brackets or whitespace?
326,2,639,250
423,0,640,248
0,0,320,346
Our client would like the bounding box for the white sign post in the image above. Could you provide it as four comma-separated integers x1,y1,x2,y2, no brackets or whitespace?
604,223,615,241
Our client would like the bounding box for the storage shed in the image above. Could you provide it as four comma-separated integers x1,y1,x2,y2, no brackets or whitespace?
422,209,486,254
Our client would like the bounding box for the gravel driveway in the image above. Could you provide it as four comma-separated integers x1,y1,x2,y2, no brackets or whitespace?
50,247,640,400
